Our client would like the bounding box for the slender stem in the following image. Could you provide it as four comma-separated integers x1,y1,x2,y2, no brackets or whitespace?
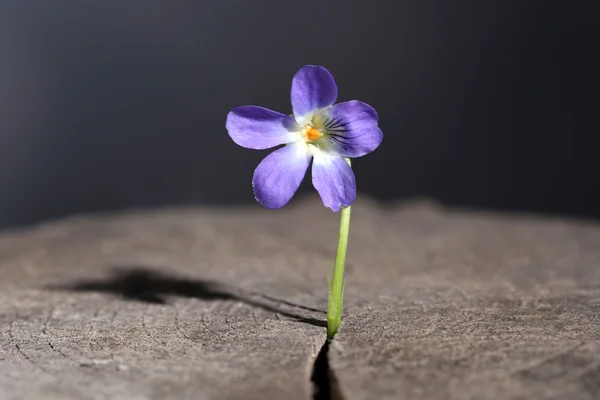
327,203,352,340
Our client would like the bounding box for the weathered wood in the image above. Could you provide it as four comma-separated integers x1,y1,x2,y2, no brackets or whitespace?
0,202,331,400
1,196,599,399
331,200,600,400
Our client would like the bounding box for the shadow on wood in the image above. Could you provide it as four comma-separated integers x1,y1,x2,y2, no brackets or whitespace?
47,266,327,328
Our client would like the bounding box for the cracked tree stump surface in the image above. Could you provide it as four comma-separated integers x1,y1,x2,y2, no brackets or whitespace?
0,200,330,400
1,196,599,400
330,199,600,400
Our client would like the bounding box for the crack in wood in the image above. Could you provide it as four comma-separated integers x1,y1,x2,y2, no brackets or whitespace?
41,304,73,362
9,319,48,374
173,308,195,343
311,341,345,400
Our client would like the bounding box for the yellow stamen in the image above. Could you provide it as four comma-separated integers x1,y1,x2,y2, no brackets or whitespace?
305,127,323,142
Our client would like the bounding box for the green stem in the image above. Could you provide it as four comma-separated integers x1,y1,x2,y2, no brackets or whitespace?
327,202,352,340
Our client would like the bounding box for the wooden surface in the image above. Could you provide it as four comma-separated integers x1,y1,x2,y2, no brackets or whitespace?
0,196,599,399
330,201,600,400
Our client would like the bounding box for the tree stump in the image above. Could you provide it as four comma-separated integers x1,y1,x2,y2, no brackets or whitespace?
1,197,599,399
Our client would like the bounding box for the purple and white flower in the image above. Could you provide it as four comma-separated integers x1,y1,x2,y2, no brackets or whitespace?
226,65,383,212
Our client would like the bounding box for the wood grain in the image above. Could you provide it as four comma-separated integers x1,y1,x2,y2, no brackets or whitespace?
1,196,599,399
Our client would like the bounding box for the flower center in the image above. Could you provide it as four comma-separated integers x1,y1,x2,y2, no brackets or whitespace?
302,125,323,142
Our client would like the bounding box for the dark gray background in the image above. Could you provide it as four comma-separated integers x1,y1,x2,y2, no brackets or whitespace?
1,1,598,227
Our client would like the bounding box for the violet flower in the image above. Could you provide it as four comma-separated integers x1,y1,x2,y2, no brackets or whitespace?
226,65,383,339
226,65,383,212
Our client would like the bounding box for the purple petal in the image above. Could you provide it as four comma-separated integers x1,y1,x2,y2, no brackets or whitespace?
320,101,383,157
226,106,300,150
252,142,311,209
291,65,338,120
311,153,356,212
